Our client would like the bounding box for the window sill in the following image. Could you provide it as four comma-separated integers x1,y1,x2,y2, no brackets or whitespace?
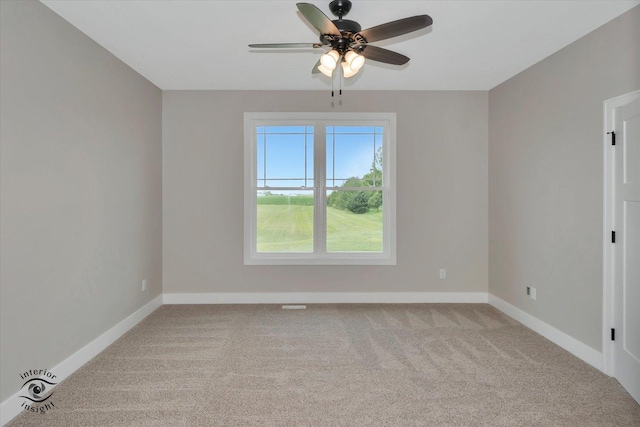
244,254,397,266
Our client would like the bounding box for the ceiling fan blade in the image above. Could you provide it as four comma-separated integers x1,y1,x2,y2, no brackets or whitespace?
296,3,341,36
311,59,322,74
249,43,323,48
356,15,433,43
358,45,410,65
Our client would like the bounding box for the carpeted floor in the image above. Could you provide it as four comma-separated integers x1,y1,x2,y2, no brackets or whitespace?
8,304,640,426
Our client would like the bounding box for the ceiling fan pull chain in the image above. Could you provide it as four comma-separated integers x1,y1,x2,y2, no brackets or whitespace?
331,69,334,97
339,64,343,96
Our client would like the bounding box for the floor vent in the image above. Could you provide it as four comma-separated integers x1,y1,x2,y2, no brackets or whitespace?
282,305,306,310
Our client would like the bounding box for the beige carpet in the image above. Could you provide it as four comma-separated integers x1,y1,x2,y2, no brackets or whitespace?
8,304,640,426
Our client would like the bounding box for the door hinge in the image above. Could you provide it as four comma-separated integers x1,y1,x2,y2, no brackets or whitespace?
607,131,616,146
611,328,615,341
612,231,616,243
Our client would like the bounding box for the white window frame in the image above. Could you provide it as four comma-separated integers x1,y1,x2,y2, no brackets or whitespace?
244,112,396,265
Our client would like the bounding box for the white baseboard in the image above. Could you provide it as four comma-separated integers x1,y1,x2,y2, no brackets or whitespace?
163,292,488,304
488,294,604,372
0,295,162,426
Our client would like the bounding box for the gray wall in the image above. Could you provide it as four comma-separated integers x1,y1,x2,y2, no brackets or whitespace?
0,1,162,402
488,6,640,351
163,91,488,294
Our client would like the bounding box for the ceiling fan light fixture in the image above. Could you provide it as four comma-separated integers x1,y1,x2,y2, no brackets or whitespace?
320,49,340,71
248,2,434,90
344,50,365,71
318,64,334,77
341,61,359,78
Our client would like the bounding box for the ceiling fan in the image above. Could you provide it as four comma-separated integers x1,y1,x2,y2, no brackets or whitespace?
248,0,433,80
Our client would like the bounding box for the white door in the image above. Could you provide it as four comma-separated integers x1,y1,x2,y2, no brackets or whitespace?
613,97,640,403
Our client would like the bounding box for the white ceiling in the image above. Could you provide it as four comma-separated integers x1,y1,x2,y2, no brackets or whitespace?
40,0,639,91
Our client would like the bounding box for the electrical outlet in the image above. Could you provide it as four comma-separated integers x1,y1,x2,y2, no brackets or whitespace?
141,279,147,292
439,269,446,279
527,286,536,300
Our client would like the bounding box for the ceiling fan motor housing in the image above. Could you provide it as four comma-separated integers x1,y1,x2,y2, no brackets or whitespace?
332,19,361,34
321,0,362,52
320,19,362,52
322,19,362,47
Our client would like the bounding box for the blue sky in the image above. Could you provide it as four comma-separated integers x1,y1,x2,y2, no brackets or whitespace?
257,126,382,190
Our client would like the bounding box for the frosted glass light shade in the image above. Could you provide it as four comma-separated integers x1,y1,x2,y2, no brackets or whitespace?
318,64,334,77
341,61,359,78
344,51,365,71
320,50,340,71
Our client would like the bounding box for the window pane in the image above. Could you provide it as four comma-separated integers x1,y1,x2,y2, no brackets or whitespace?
328,126,379,134
326,126,382,188
257,191,314,252
326,190,383,252
264,179,314,188
258,126,309,134
257,126,313,188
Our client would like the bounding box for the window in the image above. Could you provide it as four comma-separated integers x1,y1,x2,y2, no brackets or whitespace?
244,113,396,265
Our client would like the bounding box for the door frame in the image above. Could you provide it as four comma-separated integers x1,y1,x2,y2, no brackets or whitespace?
602,89,640,376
